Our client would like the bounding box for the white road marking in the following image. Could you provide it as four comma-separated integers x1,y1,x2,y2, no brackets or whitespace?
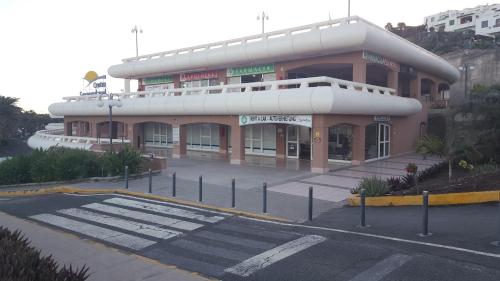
224,235,326,277
30,214,155,250
348,254,412,281
243,217,500,260
104,197,225,223
82,203,203,231
57,208,181,239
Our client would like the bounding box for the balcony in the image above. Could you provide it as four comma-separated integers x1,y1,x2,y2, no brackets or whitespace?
49,76,422,117
27,129,130,151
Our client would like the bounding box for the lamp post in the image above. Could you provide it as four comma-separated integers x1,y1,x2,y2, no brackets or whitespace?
257,11,269,34
348,0,351,18
458,63,475,100
131,25,143,57
97,93,122,152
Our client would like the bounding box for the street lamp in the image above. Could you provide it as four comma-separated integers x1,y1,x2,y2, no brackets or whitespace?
131,25,143,57
458,63,475,100
348,0,351,18
257,11,269,34
97,93,122,152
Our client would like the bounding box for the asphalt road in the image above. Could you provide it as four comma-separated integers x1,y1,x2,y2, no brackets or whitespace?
0,194,499,281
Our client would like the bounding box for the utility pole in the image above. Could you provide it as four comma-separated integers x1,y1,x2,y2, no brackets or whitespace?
131,25,143,57
348,0,351,18
257,11,269,34
459,63,475,100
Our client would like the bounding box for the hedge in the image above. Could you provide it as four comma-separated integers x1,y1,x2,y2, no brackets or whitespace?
0,146,143,185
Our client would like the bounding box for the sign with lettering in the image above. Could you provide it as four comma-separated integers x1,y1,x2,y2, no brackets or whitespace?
144,75,173,85
227,64,275,77
144,84,173,92
80,71,107,96
180,71,218,81
239,115,312,128
373,115,391,122
362,51,400,72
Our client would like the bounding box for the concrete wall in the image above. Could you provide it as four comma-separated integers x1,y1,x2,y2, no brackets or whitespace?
441,48,500,105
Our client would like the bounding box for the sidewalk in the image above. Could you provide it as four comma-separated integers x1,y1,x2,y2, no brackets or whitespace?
0,211,211,281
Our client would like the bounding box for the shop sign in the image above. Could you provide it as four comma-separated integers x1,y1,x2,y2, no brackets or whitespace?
144,84,173,91
239,115,312,128
373,115,391,122
180,71,218,82
144,75,173,85
227,64,275,77
362,51,400,72
80,71,107,96
172,127,179,144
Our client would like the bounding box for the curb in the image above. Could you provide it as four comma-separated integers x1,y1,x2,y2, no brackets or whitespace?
348,190,500,207
0,186,290,223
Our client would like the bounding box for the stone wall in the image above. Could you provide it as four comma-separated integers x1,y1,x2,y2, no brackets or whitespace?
441,48,500,105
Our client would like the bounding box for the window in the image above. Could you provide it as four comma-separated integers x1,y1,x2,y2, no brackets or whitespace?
328,125,353,161
431,17,435,22
245,124,276,155
460,16,473,24
186,124,220,151
449,19,455,26
482,20,489,28
496,18,500,27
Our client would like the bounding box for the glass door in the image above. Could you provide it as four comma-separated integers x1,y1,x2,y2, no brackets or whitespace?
286,125,299,158
378,124,390,158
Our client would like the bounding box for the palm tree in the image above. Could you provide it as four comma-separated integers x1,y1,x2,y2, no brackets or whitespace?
0,95,22,142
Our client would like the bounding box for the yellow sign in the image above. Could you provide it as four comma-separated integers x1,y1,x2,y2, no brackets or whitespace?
83,71,99,84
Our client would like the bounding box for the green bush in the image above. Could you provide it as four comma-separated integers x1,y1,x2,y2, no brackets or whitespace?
0,146,143,185
351,176,389,197
0,226,89,280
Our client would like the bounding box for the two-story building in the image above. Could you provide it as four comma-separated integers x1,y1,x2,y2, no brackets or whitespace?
40,16,459,173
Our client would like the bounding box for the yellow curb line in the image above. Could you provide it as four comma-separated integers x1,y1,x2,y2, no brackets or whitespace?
0,186,290,222
348,190,500,207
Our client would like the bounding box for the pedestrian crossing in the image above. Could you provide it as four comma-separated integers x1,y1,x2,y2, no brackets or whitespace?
29,195,325,278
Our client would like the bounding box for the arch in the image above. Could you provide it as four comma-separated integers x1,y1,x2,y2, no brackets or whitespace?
96,120,126,140
66,120,91,137
328,124,354,161
420,78,436,97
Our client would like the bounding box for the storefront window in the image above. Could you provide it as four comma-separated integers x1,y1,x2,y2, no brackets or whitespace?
181,79,218,94
187,124,220,151
328,125,353,161
245,124,276,155
144,123,172,147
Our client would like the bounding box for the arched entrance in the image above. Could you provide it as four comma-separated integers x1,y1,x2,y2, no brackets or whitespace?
328,124,353,162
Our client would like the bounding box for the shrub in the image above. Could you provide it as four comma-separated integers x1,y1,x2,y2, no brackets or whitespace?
0,146,143,185
387,177,404,192
417,161,447,182
0,226,89,280
352,176,389,197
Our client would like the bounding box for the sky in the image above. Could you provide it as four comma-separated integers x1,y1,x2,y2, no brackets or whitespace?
0,0,490,114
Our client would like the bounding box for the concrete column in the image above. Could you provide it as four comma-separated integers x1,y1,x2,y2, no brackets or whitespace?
387,70,399,94
65,122,72,136
311,116,329,173
275,124,286,159
410,75,421,99
124,79,131,93
351,125,365,165
90,122,98,138
230,124,245,165
173,125,187,158
431,81,439,101
352,60,367,84
219,126,228,154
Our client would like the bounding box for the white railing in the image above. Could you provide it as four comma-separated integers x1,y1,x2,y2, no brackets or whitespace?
121,16,361,63
62,76,396,102
33,130,130,145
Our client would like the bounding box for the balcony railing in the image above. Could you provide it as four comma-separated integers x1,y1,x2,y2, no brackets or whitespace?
121,17,361,63
31,130,130,146
62,76,397,102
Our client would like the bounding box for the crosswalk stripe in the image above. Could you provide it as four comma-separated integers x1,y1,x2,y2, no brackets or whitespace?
225,235,326,277
104,197,225,223
82,203,203,231
57,208,181,240
30,214,155,250
348,254,412,281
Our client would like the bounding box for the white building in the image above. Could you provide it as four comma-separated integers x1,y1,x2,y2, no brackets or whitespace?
425,4,500,37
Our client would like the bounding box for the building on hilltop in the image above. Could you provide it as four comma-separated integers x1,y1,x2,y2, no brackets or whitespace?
425,4,500,37
31,16,459,173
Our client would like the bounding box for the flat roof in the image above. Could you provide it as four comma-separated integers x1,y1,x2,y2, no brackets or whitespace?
108,16,459,83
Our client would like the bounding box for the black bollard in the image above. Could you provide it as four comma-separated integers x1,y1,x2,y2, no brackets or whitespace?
124,165,129,189
308,186,313,221
199,175,203,202
493,200,500,246
231,178,236,208
263,182,267,213
148,169,152,193
360,189,368,227
420,191,431,236
172,172,176,197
